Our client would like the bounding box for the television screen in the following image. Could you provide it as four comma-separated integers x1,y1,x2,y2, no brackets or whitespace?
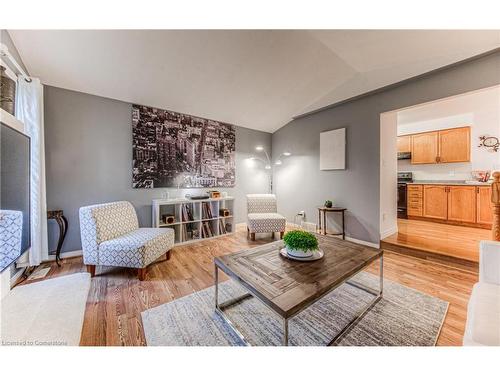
0,122,30,272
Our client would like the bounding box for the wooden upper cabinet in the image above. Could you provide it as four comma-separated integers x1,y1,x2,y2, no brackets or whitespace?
447,186,476,223
408,126,470,164
477,186,493,225
397,135,411,153
411,131,439,164
438,127,470,163
423,185,447,219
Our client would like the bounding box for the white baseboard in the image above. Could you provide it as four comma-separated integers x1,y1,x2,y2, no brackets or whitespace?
345,236,380,249
46,250,83,262
380,226,398,240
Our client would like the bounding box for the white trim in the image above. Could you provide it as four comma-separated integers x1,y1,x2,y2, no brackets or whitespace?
0,108,24,132
16,250,84,267
10,267,26,286
380,226,398,240
14,249,30,269
345,236,380,249
46,250,83,262
0,59,17,81
0,42,30,79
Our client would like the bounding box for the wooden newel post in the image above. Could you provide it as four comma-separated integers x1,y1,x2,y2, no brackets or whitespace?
492,171,500,241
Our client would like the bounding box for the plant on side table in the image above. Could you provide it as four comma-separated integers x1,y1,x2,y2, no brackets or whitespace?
283,230,319,258
324,200,333,208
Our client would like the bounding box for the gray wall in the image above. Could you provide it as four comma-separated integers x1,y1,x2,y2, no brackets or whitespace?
44,86,272,253
272,50,500,245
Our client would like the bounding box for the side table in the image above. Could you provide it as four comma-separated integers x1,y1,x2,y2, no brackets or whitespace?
317,207,346,240
47,210,68,266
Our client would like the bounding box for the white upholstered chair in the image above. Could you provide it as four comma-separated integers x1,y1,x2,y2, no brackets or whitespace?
246,194,286,240
79,201,174,280
463,240,500,345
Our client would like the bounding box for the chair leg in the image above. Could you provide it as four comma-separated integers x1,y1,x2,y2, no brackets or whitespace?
166,251,172,260
86,264,96,277
138,268,146,281
247,227,250,237
280,231,284,239
251,232,256,241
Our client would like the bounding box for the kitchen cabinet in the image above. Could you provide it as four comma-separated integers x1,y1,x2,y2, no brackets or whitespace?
397,135,411,153
409,126,470,164
439,127,470,163
407,185,423,216
477,186,493,225
411,131,439,164
407,183,492,228
423,185,448,219
447,186,476,223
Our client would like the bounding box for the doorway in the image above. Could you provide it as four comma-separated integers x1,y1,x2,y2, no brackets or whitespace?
379,85,499,267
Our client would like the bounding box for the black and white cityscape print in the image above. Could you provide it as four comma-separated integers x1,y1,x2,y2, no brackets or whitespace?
132,105,236,188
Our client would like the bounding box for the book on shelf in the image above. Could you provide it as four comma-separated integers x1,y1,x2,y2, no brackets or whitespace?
202,221,214,238
202,202,214,219
219,218,227,234
181,204,194,222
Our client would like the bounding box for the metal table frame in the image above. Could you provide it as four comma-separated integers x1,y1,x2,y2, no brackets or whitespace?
214,253,383,346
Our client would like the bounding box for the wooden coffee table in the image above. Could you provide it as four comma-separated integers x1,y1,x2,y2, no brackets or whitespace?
214,234,383,346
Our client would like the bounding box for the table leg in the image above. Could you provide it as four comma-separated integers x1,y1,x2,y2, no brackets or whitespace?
318,210,321,233
380,255,384,297
342,210,345,240
283,318,289,346
323,211,327,235
214,264,219,308
54,215,68,266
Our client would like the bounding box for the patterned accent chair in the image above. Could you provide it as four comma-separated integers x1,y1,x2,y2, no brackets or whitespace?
0,210,23,270
246,194,286,241
79,201,174,280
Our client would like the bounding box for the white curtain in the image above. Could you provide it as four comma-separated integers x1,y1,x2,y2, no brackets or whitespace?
15,78,48,266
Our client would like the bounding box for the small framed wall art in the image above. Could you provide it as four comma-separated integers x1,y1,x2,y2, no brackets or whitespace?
320,127,346,170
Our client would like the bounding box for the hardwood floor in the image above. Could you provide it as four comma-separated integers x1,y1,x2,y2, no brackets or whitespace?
19,226,478,346
382,218,490,263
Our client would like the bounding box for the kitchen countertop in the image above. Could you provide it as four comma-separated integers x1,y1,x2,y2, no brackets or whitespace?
406,180,492,186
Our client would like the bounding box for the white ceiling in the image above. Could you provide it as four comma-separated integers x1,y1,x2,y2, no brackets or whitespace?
9,30,500,133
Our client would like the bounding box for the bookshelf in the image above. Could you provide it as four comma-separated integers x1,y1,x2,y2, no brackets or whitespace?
152,197,235,245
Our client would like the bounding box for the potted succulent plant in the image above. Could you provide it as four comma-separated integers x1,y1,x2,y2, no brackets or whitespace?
283,230,319,258
324,200,333,208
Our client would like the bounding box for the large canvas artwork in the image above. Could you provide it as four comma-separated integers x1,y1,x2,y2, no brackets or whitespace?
132,105,236,188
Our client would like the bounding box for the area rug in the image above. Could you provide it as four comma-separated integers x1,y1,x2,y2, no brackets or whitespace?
142,272,449,346
1,273,91,346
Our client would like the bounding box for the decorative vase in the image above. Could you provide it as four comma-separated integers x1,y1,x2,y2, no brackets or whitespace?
286,246,315,258
0,65,16,115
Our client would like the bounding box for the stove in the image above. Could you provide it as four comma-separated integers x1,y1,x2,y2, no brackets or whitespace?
397,172,413,219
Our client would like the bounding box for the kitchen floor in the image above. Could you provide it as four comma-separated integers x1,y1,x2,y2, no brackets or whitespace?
381,218,491,265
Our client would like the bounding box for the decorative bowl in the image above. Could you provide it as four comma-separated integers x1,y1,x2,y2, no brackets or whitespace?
286,246,315,258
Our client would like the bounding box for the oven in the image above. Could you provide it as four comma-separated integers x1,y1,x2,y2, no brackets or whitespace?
397,172,413,219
